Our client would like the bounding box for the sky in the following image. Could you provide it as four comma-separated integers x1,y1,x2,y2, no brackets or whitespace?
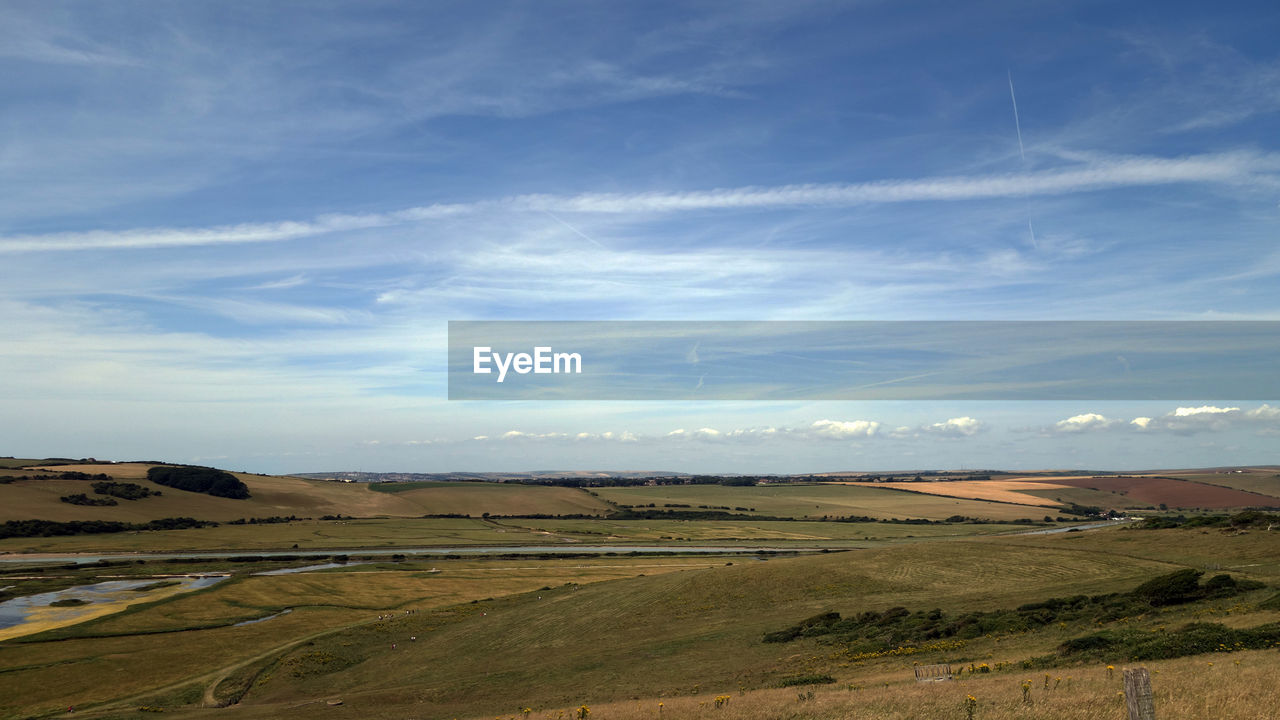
1,0,1278,474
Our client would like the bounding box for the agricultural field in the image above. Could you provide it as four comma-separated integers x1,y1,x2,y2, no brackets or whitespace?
857,480,1064,507
368,480,613,516
592,483,1051,521
1043,476,1280,510
1158,469,1280,499
826,473,1280,512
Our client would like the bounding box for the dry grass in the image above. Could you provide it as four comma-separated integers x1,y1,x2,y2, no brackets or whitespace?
0,557,710,719
0,466,424,523
510,651,1280,720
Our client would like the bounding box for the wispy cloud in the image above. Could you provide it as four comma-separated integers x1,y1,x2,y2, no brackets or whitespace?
5,151,1275,254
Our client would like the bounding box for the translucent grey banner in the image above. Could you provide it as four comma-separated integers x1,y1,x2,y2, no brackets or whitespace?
448,321,1280,400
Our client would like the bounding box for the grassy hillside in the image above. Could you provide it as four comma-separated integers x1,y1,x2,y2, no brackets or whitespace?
1,524,1276,719
0,466,613,524
225,528,1277,720
0,555,719,718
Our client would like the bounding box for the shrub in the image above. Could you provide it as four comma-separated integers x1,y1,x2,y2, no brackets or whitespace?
778,674,836,687
92,481,160,500
1131,569,1204,606
60,493,118,506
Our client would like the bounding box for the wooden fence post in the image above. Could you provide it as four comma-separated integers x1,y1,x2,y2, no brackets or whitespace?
1123,667,1155,720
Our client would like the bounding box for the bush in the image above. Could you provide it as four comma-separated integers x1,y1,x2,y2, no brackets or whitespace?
762,570,1268,651
0,517,216,539
1058,622,1280,661
92,481,160,500
778,674,836,687
1131,569,1204,606
60,493,118,506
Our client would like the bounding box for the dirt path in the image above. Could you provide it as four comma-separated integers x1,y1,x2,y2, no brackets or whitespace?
69,613,385,718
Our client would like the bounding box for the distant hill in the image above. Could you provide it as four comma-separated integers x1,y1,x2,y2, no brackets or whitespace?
293,470,691,483
0,462,613,523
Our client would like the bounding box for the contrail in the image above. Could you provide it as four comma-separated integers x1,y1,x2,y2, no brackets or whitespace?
543,210,607,249
1009,70,1036,248
1008,70,1025,161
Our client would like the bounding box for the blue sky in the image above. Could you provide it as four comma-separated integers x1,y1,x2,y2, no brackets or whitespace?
1,1,1277,473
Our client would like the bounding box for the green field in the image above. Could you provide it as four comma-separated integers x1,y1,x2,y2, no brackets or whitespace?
0,513,1048,555
593,483,1052,521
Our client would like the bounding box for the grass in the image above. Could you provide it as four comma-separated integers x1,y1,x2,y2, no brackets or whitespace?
161,530,1200,719
0,467,427,523
497,517,1040,544
368,481,613,516
0,528,1274,719
0,513,1046,555
0,458,85,469
0,517,542,553
0,556,720,718
591,483,1051,521
2,475,1277,719
507,651,1280,720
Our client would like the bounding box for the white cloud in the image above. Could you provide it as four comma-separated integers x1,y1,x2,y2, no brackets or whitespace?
1130,404,1280,434
1052,413,1122,433
1172,405,1240,416
444,416,994,446
1246,405,1280,420
920,416,985,437
810,419,881,439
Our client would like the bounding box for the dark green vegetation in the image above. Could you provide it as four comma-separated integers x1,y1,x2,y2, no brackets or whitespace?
92,481,161,500
59,493,117,506
764,570,1265,647
147,466,250,499
0,516,215,539
1054,622,1280,662
779,674,837,687
1138,510,1279,530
